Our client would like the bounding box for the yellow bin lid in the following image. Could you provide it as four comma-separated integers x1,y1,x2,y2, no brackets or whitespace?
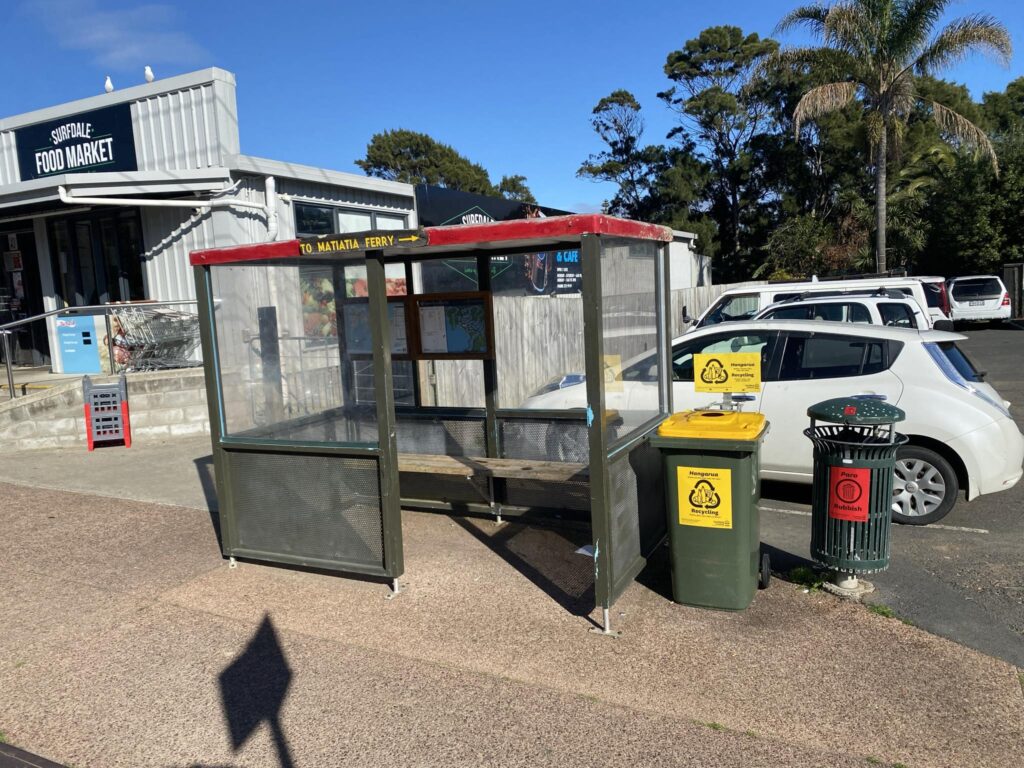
658,410,767,440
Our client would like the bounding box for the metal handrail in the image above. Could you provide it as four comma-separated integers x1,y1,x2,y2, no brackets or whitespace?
1,300,198,400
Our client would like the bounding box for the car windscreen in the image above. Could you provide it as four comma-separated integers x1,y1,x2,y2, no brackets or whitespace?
952,278,1002,300
698,294,759,327
937,341,983,382
922,283,943,307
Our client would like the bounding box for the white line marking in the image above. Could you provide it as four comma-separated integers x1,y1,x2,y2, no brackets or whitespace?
760,506,811,516
759,506,989,534
925,524,990,534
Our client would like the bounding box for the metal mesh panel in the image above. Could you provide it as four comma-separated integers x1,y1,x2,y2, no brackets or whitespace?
503,478,591,513
607,452,642,589
395,413,487,456
224,450,384,571
499,418,588,462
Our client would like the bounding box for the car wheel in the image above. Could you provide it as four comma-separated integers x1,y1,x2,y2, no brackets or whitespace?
891,445,958,525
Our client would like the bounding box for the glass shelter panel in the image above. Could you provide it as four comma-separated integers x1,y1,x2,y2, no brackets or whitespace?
210,261,377,444
599,237,662,441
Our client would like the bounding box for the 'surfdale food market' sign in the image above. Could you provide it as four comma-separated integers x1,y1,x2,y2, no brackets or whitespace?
15,103,138,181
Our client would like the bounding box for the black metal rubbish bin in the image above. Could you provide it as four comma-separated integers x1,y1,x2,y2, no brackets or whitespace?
804,397,907,586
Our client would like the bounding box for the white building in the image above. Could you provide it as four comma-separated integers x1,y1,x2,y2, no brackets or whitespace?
0,67,416,372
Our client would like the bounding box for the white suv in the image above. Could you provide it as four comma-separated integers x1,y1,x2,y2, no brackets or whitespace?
754,294,930,329
947,275,1011,324
522,321,1024,525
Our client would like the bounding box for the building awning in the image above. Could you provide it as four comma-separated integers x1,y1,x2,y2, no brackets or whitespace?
0,167,233,212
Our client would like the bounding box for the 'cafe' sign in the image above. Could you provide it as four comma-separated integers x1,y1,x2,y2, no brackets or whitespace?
14,102,138,181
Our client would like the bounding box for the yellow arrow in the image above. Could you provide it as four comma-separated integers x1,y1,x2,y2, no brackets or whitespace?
397,235,421,243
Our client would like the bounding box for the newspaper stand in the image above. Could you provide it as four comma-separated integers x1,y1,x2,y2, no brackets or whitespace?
83,373,132,450
189,215,675,633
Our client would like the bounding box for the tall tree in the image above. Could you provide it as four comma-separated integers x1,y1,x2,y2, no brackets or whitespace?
577,90,665,217
496,175,537,203
659,26,779,275
356,129,534,200
777,0,1012,272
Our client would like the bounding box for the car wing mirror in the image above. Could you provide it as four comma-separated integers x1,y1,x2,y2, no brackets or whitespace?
682,305,693,325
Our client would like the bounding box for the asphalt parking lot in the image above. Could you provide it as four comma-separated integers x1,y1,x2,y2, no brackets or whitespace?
760,323,1024,666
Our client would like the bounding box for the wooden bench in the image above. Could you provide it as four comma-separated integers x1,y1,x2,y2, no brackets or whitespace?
397,453,589,483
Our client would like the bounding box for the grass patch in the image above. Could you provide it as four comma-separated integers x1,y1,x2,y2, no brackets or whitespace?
892,763,909,768
865,758,882,765
0,731,7,744
705,722,726,732
788,565,827,591
867,603,896,619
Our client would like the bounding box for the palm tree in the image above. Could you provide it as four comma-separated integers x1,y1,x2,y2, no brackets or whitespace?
776,0,1011,272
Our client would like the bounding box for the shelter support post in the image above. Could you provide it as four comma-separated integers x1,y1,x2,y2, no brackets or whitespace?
367,249,405,579
581,233,618,636
194,264,237,557
477,253,503,524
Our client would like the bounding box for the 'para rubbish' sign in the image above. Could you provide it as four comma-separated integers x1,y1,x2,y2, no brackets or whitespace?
15,103,138,181
693,352,761,393
828,466,870,522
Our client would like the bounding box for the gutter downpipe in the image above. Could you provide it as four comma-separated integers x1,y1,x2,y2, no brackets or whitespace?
58,176,282,243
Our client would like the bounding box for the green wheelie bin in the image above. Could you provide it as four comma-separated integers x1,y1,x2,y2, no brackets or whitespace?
651,410,770,611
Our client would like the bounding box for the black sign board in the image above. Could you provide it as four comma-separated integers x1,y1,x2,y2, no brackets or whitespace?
299,229,427,255
15,103,138,181
414,184,570,227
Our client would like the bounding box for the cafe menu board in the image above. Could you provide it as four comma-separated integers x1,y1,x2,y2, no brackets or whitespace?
342,300,408,356
416,295,492,358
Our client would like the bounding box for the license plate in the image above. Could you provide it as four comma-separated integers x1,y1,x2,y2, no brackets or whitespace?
969,300,985,306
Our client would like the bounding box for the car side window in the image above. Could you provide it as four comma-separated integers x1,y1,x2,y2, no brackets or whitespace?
672,332,776,382
763,306,810,320
879,302,915,328
847,303,872,323
779,333,891,380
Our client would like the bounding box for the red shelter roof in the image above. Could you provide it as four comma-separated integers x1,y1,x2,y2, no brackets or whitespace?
189,214,673,266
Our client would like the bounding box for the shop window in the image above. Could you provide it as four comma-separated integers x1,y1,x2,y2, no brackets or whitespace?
294,203,334,236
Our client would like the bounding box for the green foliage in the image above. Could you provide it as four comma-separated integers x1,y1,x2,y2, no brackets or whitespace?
496,175,536,203
779,0,1012,271
786,565,828,591
867,603,897,619
575,12,1017,281
356,129,533,202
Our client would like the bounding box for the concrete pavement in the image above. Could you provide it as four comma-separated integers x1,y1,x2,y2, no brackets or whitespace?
1,437,1023,767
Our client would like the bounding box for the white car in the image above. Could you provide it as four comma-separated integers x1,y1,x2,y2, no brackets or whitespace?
947,276,1011,324
689,277,940,331
754,293,931,330
523,321,1024,525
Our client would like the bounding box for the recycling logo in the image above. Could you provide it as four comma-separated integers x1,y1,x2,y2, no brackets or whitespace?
688,479,721,509
700,358,729,385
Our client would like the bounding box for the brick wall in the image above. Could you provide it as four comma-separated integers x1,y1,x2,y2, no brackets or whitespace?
0,369,210,452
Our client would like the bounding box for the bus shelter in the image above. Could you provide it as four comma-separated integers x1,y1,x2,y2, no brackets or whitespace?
190,214,674,632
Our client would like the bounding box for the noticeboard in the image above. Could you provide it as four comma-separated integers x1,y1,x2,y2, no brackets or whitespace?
341,299,409,357
410,292,493,359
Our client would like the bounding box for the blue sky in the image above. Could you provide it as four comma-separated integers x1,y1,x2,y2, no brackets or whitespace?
1,0,1021,212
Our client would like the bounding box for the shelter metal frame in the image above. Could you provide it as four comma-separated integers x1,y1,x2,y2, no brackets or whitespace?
190,215,674,630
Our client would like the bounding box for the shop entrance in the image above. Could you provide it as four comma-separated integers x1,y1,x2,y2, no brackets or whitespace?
0,228,48,365
49,210,145,307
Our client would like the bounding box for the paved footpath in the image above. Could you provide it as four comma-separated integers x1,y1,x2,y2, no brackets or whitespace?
0,440,1022,767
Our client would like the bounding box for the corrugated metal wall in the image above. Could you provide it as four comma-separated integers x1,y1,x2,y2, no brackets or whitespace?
140,207,219,301
0,131,18,185
276,177,416,227
131,83,233,171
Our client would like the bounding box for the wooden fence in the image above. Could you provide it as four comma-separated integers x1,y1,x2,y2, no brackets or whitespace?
425,280,766,408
